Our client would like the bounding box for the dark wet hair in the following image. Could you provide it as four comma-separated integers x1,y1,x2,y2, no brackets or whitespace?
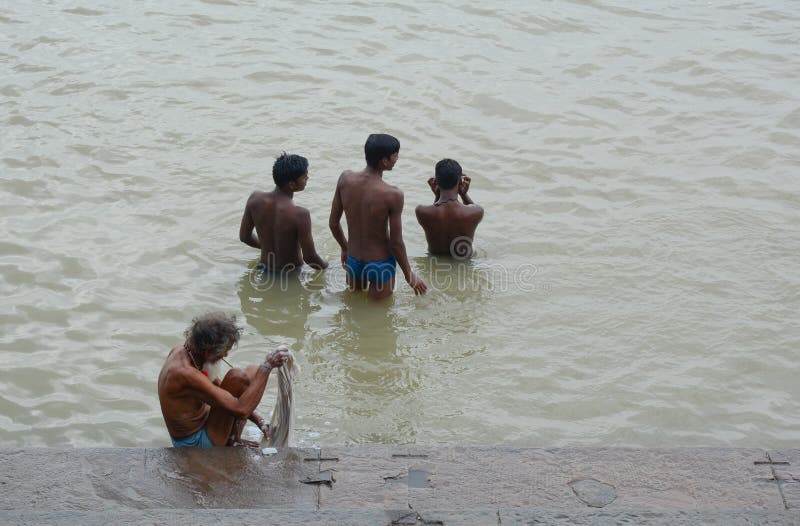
184,312,242,357
273,153,309,187
435,159,462,190
364,134,400,168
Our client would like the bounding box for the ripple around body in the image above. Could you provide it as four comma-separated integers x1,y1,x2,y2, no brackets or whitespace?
1,0,799,449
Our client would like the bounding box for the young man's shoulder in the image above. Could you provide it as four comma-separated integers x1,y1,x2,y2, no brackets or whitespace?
246,190,271,205
415,203,435,218
337,169,358,184
292,204,311,220
469,203,485,215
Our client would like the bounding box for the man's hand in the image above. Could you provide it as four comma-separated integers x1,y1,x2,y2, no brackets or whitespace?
427,177,440,198
256,417,271,439
458,175,471,196
264,347,289,369
340,249,348,270
407,272,428,296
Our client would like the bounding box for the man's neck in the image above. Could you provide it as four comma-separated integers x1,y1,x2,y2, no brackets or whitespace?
364,165,384,179
436,188,460,204
185,346,203,370
272,186,294,199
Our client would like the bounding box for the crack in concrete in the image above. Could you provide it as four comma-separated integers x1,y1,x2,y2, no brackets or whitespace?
766,451,792,510
310,449,321,511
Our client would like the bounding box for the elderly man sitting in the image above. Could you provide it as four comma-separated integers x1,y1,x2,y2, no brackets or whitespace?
158,312,287,447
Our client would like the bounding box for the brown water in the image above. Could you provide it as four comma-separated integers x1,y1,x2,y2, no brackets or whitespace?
1,1,798,448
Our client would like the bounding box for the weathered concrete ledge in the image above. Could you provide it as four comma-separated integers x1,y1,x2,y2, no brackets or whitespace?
1,446,798,525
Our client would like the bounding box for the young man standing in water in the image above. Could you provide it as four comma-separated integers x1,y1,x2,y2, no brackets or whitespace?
239,153,328,273
158,312,288,447
329,134,427,299
415,159,484,258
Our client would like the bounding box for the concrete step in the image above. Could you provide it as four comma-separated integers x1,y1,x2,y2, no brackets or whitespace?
1,509,799,525
1,446,798,517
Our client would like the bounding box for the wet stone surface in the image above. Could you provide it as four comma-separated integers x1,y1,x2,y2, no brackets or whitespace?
568,478,617,508
1,509,800,525
769,449,800,510
1,446,798,519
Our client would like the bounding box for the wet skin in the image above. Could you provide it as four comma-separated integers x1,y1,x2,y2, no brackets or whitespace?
157,343,288,446
329,152,427,300
415,175,484,257
239,173,328,272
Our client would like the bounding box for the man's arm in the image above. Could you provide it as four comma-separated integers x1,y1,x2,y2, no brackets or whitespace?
183,351,287,419
328,176,348,269
427,177,440,204
239,196,260,249
297,208,328,269
388,192,427,295
415,205,427,228
249,411,270,438
459,175,476,206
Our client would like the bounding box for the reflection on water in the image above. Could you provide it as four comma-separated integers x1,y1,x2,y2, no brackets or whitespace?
237,261,319,352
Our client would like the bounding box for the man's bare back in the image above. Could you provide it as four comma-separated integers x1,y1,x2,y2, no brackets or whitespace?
329,134,426,299
415,160,484,258
334,170,400,261
239,153,327,271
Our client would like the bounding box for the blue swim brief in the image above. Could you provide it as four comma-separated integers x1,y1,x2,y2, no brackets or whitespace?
346,254,397,285
171,427,214,448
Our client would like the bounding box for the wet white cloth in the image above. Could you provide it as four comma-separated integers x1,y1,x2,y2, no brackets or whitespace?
264,350,299,448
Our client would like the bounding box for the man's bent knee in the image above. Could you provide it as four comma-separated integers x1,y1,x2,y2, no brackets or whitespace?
220,367,251,396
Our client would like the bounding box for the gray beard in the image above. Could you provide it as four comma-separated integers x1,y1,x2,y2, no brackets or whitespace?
202,360,226,383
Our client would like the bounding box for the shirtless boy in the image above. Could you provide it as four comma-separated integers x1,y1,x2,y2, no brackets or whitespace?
415,159,484,258
158,312,288,447
239,153,328,272
329,134,427,299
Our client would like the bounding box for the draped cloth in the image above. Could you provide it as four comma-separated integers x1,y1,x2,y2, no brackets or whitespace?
264,350,299,447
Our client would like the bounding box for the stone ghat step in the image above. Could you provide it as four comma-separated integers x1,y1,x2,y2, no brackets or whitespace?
0,447,798,513
1,509,799,526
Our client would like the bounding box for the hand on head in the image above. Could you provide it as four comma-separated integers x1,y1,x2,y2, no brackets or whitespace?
427,177,440,197
459,175,471,195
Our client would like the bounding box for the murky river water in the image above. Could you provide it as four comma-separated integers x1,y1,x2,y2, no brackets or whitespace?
2,1,798,448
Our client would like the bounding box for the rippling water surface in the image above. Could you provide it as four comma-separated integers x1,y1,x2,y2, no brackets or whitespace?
1,1,799,448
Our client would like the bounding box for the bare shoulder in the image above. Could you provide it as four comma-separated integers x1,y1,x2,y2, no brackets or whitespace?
384,182,404,200
246,190,268,207
415,203,434,218
337,170,356,187
467,204,485,220
293,204,311,221
161,346,190,391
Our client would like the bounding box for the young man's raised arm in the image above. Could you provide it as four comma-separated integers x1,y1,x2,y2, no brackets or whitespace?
297,208,328,269
459,175,476,206
388,192,427,295
328,176,348,269
239,195,261,249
